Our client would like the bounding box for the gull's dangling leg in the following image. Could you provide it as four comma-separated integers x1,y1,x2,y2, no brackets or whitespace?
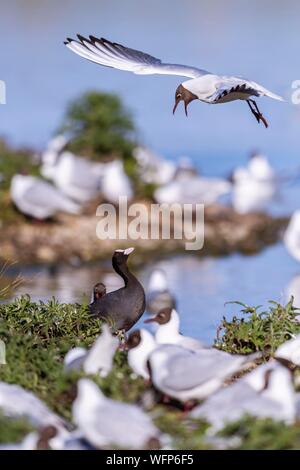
247,99,268,128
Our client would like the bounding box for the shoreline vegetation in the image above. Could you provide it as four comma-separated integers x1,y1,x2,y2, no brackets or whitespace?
0,295,300,449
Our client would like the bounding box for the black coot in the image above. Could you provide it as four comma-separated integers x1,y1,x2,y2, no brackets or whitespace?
89,248,145,331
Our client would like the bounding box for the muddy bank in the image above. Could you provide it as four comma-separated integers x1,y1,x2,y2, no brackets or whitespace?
0,204,288,265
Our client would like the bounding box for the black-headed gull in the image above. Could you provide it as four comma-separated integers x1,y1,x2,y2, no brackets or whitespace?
64,324,119,377
41,150,103,203
65,35,283,127
72,378,161,449
146,269,176,316
127,329,157,380
148,344,257,403
10,174,81,220
101,159,133,204
126,329,257,402
191,361,296,431
145,308,205,351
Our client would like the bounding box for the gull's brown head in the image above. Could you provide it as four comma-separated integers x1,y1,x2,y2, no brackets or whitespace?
173,84,197,117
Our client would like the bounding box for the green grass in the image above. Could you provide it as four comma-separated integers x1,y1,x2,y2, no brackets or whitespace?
0,139,40,225
215,297,300,355
219,416,300,450
0,294,300,448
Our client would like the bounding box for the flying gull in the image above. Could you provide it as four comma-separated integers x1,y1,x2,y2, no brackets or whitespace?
64,35,284,127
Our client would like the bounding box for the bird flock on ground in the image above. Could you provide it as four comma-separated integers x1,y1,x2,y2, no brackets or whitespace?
1,249,300,450
8,134,287,219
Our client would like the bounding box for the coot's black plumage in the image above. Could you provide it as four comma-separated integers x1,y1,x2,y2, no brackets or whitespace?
89,248,145,331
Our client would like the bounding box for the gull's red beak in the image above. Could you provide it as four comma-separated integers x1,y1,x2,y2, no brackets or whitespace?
173,96,181,115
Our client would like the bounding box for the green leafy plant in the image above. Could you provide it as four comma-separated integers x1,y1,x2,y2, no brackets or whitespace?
215,297,300,355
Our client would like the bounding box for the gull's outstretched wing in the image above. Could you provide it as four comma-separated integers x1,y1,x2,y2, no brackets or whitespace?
64,35,209,79
206,77,284,103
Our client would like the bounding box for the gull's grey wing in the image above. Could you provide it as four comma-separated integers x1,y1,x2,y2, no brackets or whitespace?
191,381,288,430
24,180,74,209
65,35,209,79
162,349,245,391
0,382,65,428
88,401,158,448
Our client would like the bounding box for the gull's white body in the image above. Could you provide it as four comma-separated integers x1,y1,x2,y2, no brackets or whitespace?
134,147,176,186
65,35,283,111
247,154,275,182
284,211,300,262
128,329,157,380
232,166,275,214
64,324,119,377
275,333,300,366
0,381,66,431
155,175,231,205
182,75,283,104
41,150,104,203
73,379,160,449
191,361,296,431
154,309,205,351
11,174,81,219
149,344,257,402
101,159,133,204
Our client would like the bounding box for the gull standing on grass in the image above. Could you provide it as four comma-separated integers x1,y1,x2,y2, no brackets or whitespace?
145,308,205,351
73,378,161,449
64,324,119,377
65,35,283,127
126,329,257,401
190,361,296,431
10,174,81,220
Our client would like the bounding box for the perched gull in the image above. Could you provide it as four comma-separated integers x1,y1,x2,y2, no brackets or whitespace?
126,330,256,402
73,378,161,449
127,329,157,380
10,174,81,220
0,339,6,364
101,159,133,204
275,333,300,367
154,175,231,205
65,35,283,127
284,211,300,262
232,167,275,214
146,269,176,316
64,324,119,377
148,344,257,403
145,308,205,351
41,151,104,203
133,147,176,186
247,153,275,183
0,382,66,432
191,361,296,431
